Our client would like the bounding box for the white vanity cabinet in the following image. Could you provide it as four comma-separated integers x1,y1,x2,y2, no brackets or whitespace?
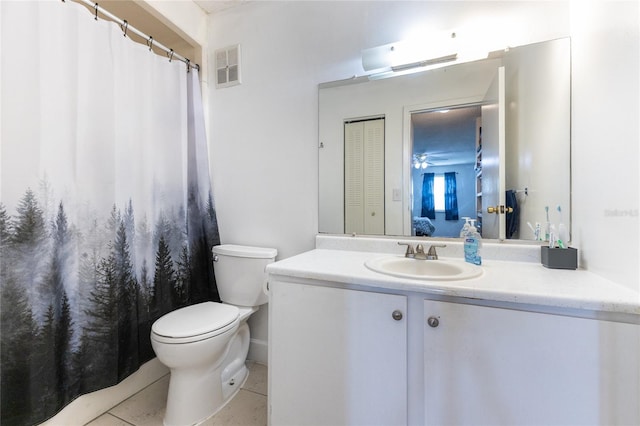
266,246,640,425
423,299,640,425
268,279,408,426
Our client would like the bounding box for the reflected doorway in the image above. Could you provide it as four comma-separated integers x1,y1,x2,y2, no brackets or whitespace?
411,105,481,238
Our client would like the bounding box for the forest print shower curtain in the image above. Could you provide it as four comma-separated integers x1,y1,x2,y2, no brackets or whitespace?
0,2,220,425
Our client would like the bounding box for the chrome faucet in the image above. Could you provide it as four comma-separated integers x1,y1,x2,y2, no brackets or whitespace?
426,244,447,260
397,242,415,258
398,242,446,260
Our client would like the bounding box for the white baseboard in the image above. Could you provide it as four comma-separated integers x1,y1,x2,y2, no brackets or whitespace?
40,358,169,426
247,338,268,365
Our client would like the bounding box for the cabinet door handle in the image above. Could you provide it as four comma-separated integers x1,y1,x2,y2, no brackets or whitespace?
392,310,403,321
427,316,439,328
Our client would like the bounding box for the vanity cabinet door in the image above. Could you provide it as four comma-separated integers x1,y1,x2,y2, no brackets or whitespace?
269,280,408,426
423,300,640,425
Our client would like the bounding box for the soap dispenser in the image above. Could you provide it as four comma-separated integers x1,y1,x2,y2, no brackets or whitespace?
459,217,471,238
463,220,482,265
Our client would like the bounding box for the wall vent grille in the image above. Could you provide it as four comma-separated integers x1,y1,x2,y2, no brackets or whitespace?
215,44,241,88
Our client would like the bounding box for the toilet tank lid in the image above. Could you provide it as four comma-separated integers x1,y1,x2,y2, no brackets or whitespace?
212,244,277,259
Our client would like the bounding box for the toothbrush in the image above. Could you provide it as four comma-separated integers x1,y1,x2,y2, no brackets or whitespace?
557,205,568,247
544,206,550,241
556,205,563,224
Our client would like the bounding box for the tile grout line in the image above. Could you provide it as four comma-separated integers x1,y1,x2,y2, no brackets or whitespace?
86,367,266,425
113,372,171,407
106,412,136,425
83,412,136,426
241,387,268,397
83,373,170,425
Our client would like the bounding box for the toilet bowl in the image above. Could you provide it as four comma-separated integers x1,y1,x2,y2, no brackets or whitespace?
150,244,277,426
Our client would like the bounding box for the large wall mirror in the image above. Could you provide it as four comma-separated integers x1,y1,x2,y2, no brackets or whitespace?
318,38,571,242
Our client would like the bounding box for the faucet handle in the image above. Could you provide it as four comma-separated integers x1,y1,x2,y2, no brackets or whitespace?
427,244,447,260
397,242,415,258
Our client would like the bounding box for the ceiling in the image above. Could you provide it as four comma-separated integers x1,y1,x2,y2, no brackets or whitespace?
85,0,196,61
194,0,251,14
79,0,253,72
411,105,481,167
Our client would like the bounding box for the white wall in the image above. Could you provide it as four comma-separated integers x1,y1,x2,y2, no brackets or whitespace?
207,0,573,257
206,0,639,349
504,38,571,241
570,0,639,291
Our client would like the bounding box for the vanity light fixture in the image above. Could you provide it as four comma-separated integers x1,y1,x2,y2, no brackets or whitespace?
390,53,458,72
362,31,458,73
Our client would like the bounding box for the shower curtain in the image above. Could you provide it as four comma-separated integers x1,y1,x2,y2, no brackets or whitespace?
0,2,220,425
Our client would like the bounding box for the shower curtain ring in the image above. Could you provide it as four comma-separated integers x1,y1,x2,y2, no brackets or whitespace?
168,49,174,62
121,20,128,37
186,59,191,73
147,36,153,51
94,3,99,20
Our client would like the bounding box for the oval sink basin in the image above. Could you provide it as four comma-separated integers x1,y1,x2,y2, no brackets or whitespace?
365,256,483,281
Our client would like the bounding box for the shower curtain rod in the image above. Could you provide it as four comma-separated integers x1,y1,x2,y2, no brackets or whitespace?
65,0,200,72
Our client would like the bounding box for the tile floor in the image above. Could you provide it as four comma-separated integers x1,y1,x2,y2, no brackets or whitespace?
84,362,268,426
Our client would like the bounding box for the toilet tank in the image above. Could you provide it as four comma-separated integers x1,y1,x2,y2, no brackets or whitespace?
212,244,277,307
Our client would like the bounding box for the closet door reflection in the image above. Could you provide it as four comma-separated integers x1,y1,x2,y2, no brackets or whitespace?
344,118,385,235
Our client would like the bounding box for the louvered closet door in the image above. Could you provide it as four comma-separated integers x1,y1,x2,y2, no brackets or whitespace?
363,119,384,234
344,122,364,234
344,119,384,235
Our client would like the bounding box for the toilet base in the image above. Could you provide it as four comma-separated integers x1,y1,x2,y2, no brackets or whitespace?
164,363,249,426
162,322,252,426
222,362,249,402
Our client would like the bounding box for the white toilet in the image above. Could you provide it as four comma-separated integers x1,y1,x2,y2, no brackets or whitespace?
150,244,277,426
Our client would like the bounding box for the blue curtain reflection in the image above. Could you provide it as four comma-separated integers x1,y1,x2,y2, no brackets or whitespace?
444,172,459,220
421,173,435,219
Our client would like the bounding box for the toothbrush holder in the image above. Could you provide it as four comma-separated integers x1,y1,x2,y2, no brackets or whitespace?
541,246,577,270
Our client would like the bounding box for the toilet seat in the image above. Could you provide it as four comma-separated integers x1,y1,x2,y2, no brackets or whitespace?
151,302,239,344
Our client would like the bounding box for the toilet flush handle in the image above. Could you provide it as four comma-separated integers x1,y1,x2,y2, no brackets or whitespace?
213,255,219,262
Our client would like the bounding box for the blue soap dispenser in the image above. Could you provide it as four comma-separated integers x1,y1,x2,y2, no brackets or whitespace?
464,220,482,265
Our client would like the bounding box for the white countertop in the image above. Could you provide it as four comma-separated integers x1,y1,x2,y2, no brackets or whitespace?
266,248,640,318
